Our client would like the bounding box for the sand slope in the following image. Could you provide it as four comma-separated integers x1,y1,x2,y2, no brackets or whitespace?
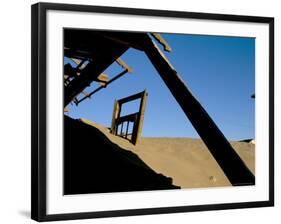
64,116,179,195
80,118,255,189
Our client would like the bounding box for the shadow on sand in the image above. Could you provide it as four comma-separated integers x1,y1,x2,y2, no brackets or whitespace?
64,115,179,195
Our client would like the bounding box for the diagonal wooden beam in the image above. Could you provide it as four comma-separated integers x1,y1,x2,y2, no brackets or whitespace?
141,34,254,186
151,33,172,52
96,73,108,86
76,69,129,105
64,46,129,106
116,58,132,73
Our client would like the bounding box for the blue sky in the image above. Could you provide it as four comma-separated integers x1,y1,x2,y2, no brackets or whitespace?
65,33,255,141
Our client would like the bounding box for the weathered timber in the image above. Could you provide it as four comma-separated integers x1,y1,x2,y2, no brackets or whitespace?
111,90,147,145
118,91,145,104
76,69,129,105
151,33,172,52
142,35,254,186
111,99,120,135
97,73,108,82
117,113,139,123
64,49,128,106
96,73,108,86
131,90,147,145
64,29,129,106
116,58,133,73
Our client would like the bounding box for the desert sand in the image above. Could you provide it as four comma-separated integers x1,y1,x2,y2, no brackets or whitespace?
80,118,255,189
65,116,178,194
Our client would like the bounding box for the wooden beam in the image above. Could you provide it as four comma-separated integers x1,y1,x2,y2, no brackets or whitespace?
64,46,129,106
76,69,129,105
132,90,148,145
118,91,144,104
116,58,132,73
116,113,139,124
97,73,108,82
111,100,120,135
151,33,172,52
96,73,108,86
142,35,254,186
82,90,90,97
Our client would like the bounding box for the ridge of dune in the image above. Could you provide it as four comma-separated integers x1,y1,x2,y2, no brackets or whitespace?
79,118,255,189
64,116,179,195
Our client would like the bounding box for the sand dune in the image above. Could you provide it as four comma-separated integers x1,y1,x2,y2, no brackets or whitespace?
64,116,179,195
80,118,255,189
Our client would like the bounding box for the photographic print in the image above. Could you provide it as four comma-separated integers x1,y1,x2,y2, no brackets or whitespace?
31,3,274,221
63,29,255,195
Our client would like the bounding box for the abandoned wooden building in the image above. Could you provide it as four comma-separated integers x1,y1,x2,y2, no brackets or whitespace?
63,29,254,194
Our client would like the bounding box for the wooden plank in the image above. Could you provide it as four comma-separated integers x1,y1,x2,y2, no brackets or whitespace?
142,35,254,186
97,73,108,82
64,29,129,106
110,100,120,135
132,90,147,145
151,33,172,52
118,91,144,104
82,90,90,97
116,113,138,123
96,73,108,86
116,58,132,73
64,46,128,106
125,121,129,138
76,69,129,105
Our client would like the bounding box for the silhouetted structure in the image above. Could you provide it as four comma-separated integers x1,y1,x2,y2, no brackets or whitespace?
111,90,148,145
63,29,254,187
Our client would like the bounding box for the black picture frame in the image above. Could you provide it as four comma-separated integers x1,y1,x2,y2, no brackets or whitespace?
31,2,274,222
